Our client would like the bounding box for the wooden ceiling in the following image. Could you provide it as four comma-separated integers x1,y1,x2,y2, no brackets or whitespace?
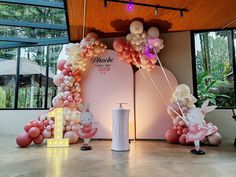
65,0,236,42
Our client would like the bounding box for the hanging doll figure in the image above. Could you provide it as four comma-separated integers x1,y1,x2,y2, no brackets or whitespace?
183,100,218,155
77,104,98,151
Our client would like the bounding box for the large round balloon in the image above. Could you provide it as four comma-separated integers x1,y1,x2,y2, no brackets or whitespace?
16,132,32,148
130,20,143,35
165,129,179,143
147,27,160,38
33,135,44,145
113,38,126,52
64,131,79,144
28,127,40,138
207,132,222,145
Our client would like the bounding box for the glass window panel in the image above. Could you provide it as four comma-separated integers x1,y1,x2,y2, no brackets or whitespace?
47,44,63,108
0,3,66,25
17,46,47,108
194,30,235,108
0,26,67,39
0,48,17,108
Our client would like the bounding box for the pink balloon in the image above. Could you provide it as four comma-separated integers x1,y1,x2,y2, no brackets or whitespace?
53,74,64,86
207,132,222,145
177,130,182,135
42,129,52,138
182,127,189,134
122,50,131,59
64,100,69,105
57,59,66,71
165,129,179,144
43,120,49,126
49,120,54,126
37,121,44,131
16,132,32,148
113,38,126,52
52,97,64,108
64,131,78,144
28,127,40,138
179,134,186,145
33,134,44,145
86,32,98,39
24,123,32,132
46,125,52,131
68,96,73,102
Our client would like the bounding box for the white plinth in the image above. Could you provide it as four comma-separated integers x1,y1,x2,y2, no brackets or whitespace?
112,109,130,151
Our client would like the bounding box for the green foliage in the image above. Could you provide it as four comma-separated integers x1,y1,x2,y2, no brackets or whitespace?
197,71,232,108
195,31,235,108
0,87,6,108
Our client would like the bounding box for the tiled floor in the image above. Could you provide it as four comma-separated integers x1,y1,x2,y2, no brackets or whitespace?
0,136,236,177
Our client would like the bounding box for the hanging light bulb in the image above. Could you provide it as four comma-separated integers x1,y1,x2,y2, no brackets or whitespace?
154,7,158,16
104,0,107,8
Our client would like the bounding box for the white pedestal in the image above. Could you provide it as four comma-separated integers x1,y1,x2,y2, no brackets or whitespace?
112,109,130,151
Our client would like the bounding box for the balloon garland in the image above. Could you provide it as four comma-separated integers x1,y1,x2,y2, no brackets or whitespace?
113,20,164,71
16,33,107,147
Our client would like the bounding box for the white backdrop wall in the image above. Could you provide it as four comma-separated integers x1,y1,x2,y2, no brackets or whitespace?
0,31,235,140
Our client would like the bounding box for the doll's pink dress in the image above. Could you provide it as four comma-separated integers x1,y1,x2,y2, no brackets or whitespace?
77,123,97,139
186,122,218,142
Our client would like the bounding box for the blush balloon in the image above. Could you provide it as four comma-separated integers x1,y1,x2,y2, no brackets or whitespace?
16,132,32,148
179,134,186,145
24,123,32,132
64,131,78,144
52,97,64,108
207,132,222,145
28,127,40,138
37,121,44,131
113,38,126,52
165,129,179,144
86,32,98,39
33,135,44,145
57,59,66,71
42,129,52,138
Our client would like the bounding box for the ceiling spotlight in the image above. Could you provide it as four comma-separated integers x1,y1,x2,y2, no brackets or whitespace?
180,10,184,18
128,0,133,10
154,7,158,16
104,0,107,8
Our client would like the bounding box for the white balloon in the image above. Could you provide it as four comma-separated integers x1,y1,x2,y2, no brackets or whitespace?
147,27,160,38
126,33,133,41
130,20,144,35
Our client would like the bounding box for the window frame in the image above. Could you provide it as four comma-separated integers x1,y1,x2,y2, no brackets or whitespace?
0,0,69,110
0,43,67,110
191,28,236,109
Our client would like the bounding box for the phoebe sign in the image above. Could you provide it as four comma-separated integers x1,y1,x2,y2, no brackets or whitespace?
91,56,114,74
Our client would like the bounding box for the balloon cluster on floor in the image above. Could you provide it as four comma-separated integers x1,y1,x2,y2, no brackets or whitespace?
113,20,164,71
16,33,107,148
165,84,222,146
